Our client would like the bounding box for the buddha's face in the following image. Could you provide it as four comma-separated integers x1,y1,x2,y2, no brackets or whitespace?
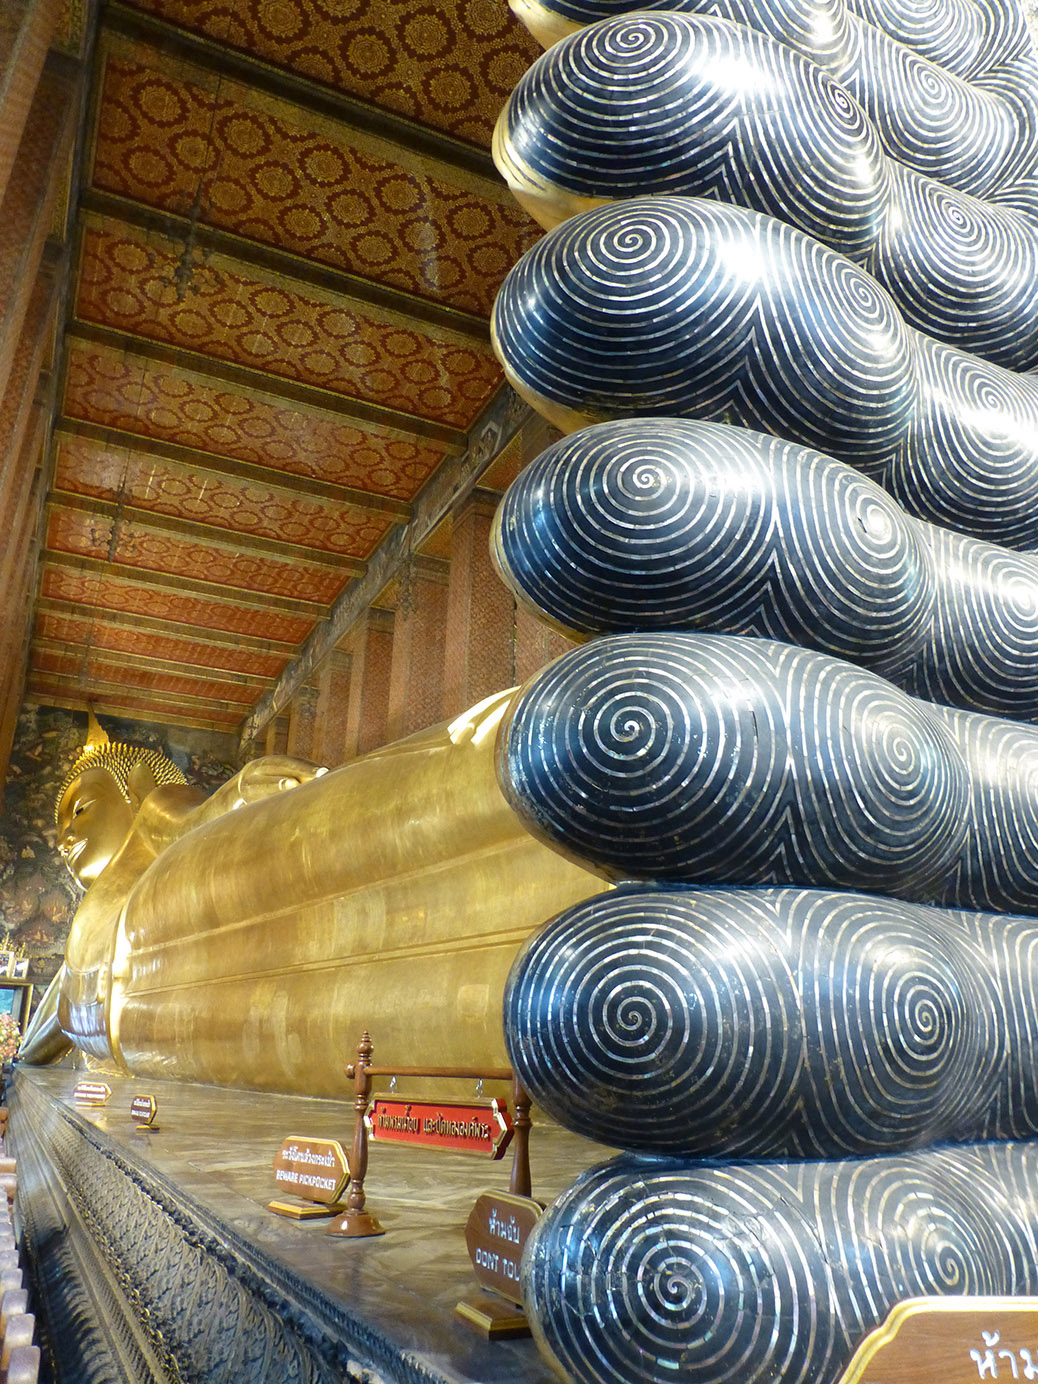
56,766,134,888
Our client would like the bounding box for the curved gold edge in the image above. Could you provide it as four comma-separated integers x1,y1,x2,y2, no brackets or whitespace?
489,507,592,648
839,1297,1038,1384
489,321,611,438
509,0,585,49
492,110,615,233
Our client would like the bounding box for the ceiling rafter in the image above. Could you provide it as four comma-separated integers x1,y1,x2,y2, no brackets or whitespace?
32,636,271,688
26,674,245,730
44,551,327,616
35,596,297,655
241,384,530,744
48,490,366,571
102,2,502,184
66,322,469,450
55,420,414,520
80,190,492,344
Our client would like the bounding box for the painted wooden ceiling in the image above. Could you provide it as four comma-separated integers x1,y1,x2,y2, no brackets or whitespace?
27,0,542,737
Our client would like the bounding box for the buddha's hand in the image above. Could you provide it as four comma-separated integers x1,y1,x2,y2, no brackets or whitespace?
228,756,328,807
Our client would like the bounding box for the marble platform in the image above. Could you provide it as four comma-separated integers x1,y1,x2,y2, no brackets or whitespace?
6,1066,611,1384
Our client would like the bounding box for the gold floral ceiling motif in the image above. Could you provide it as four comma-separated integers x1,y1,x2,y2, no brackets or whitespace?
120,0,540,146
29,0,543,731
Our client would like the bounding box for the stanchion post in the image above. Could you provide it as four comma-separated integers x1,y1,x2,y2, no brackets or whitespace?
509,1076,532,1200
328,1030,385,1237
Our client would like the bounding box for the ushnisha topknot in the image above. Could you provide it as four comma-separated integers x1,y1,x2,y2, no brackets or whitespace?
54,711,187,825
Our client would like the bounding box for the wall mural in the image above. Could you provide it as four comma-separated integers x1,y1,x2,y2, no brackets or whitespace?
0,703,237,1010
489,0,1038,1379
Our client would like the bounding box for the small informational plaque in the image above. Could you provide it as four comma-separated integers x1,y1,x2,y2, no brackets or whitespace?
72,1081,111,1106
839,1297,1038,1384
269,1136,350,1220
456,1191,542,1339
367,1097,513,1159
130,1095,158,1129
465,1191,541,1305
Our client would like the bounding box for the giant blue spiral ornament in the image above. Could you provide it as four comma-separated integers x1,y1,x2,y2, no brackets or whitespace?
498,631,970,898
502,884,1038,1157
508,0,1038,211
523,1146,1038,1384
492,417,1038,722
495,14,1038,368
499,631,1038,913
492,196,1038,550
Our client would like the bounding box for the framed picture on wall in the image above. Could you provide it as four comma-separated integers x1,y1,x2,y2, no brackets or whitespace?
0,982,34,1032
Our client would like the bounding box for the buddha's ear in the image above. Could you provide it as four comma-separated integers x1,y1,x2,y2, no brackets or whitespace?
126,761,160,814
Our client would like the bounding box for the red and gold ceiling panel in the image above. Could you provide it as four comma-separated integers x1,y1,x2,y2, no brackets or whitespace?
45,507,346,603
40,565,315,643
122,0,540,147
34,609,284,679
76,217,502,428
53,434,395,557
30,647,258,706
91,40,539,316
63,339,447,498
25,676,245,729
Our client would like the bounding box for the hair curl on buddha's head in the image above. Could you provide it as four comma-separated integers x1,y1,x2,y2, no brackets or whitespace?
55,740,187,825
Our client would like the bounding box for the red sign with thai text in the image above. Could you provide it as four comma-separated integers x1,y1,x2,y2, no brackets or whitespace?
367,1096,513,1158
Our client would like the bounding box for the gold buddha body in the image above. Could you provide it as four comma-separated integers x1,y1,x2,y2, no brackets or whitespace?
28,703,603,1094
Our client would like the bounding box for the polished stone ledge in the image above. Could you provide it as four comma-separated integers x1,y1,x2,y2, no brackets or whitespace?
7,1066,610,1384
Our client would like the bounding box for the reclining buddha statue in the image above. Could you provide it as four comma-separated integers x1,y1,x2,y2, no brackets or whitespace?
20,705,604,1096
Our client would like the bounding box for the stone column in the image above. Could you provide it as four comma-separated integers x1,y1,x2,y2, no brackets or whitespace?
0,52,75,407
442,488,516,719
0,0,63,208
514,603,579,687
312,649,351,768
287,685,319,760
265,715,289,756
343,608,393,759
385,556,449,742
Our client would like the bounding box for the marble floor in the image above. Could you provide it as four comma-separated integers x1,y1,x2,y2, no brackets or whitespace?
11,1066,614,1384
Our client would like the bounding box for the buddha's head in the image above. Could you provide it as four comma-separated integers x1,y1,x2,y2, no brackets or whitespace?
54,715,187,888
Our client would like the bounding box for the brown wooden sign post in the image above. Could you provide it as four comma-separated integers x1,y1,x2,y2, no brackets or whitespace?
269,1136,349,1220
839,1298,1038,1383
326,1031,533,1239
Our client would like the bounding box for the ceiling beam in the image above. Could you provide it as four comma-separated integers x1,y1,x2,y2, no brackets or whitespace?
29,669,248,713
55,419,413,521
66,321,468,450
27,678,244,732
48,490,365,571
81,190,492,344
35,596,297,655
102,2,500,185
44,550,327,616
32,636,273,688
240,386,531,745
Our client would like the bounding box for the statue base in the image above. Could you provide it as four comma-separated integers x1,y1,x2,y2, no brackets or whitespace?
7,1067,597,1384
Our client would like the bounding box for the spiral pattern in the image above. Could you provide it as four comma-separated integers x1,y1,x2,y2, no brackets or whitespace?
498,631,972,897
504,884,1029,1158
496,15,1038,367
926,706,1038,915
492,196,1038,550
524,1147,1038,1384
512,0,1038,197
493,418,1038,721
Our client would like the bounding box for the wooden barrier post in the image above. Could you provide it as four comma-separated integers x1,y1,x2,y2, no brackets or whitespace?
328,1033,533,1238
331,1031,384,1238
